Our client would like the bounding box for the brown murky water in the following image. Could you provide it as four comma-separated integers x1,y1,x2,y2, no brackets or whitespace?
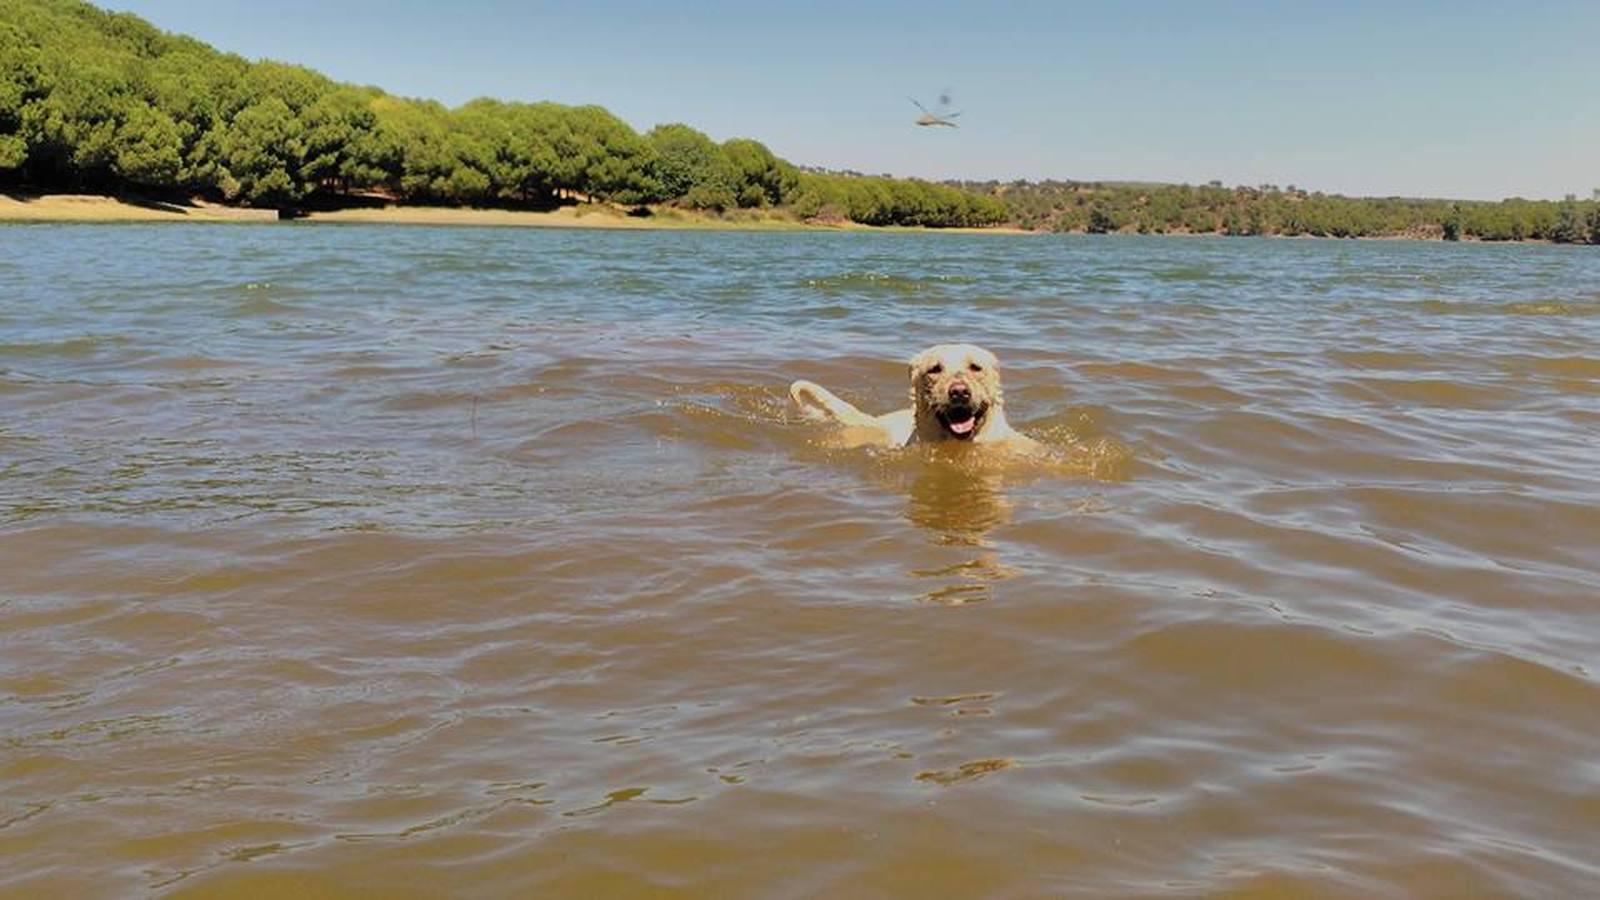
2,226,1598,896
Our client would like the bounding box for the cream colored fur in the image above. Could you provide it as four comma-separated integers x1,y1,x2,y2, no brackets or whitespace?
790,343,1041,452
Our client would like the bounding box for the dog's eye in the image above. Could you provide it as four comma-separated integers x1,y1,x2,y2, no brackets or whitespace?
968,362,983,373
926,364,943,375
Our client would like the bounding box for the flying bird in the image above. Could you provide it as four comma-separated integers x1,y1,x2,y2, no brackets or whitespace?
910,92,961,128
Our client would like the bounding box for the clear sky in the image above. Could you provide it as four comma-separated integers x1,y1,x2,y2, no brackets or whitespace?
106,0,1599,201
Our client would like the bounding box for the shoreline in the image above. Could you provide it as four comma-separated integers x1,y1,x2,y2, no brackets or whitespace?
0,192,1029,234
0,192,1569,243
0,192,279,223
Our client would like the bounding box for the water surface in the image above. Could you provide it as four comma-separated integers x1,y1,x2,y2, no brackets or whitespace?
2,225,1598,896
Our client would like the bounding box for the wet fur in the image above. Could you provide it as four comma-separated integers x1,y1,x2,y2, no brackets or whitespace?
790,344,1041,452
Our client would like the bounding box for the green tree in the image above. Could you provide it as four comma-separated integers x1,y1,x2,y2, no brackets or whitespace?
213,95,303,204
0,21,47,171
568,106,655,203
722,137,796,207
299,87,377,193
1442,204,1462,241
647,122,734,209
1552,197,1584,244
111,101,182,185
363,96,492,203
455,98,560,203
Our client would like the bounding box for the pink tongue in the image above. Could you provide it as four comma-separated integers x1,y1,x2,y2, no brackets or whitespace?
948,416,975,435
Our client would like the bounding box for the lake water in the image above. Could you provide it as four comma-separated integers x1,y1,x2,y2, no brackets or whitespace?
2,224,1598,896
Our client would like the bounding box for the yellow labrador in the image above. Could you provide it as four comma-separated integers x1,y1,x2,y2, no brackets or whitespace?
791,343,1041,452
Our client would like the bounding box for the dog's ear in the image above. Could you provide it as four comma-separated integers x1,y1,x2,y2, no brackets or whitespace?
907,348,934,383
906,355,926,404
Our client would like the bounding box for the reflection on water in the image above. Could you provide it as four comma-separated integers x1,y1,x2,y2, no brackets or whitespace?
903,455,1015,545
900,454,1018,605
2,226,1600,896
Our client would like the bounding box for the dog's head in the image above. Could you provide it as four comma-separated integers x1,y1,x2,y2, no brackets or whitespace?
909,343,1005,441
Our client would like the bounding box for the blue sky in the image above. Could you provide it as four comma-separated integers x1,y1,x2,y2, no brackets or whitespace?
108,0,1599,200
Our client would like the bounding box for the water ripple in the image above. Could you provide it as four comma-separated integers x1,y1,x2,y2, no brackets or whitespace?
2,226,1599,895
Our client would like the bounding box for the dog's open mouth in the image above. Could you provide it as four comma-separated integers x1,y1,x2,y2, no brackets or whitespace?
937,403,986,440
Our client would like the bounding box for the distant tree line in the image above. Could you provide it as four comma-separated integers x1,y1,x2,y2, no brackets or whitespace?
0,0,1005,226
970,180,1600,243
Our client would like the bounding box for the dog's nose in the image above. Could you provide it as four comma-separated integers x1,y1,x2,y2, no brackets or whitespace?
949,382,972,403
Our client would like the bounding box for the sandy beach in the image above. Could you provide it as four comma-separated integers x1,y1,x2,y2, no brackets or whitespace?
0,193,813,229
0,192,1031,233
0,193,279,223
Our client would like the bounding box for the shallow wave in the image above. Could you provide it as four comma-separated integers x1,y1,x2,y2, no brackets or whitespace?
800,270,979,296
0,334,126,358
1417,297,1600,317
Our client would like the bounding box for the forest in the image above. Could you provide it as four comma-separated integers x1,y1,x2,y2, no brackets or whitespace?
981,180,1600,243
0,0,1006,226
2,0,1596,240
